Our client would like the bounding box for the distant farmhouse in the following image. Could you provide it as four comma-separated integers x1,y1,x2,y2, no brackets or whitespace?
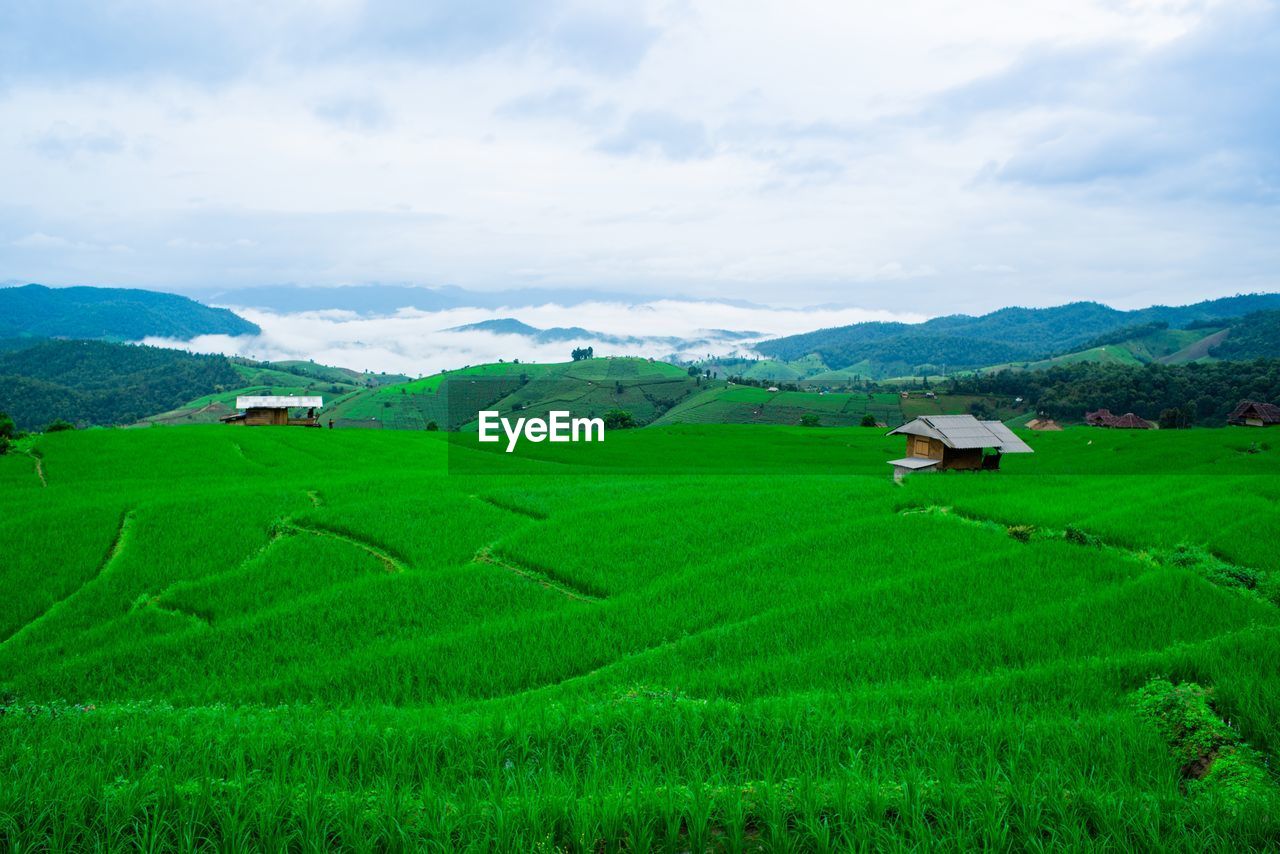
1025,418,1062,431
1084,409,1154,429
1228,400,1280,427
221,396,323,427
886,414,1032,480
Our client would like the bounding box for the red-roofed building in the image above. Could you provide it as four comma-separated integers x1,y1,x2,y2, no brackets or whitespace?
1084,409,1154,429
1228,400,1280,427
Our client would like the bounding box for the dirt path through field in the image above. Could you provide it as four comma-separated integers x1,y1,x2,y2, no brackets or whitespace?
473,545,600,601
900,504,1273,604
20,450,46,487
284,521,408,573
0,510,133,649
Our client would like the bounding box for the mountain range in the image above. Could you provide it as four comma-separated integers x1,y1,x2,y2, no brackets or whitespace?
754,294,1280,377
0,284,259,340
445,317,759,350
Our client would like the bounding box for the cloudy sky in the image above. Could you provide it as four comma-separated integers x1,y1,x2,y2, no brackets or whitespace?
3,0,1279,316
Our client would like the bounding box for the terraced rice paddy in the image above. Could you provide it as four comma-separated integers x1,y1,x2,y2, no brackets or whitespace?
1,425,1279,850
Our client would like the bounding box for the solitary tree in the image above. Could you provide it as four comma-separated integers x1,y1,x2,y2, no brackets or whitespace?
0,410,13,455
603,409,636,429
860,413,878,427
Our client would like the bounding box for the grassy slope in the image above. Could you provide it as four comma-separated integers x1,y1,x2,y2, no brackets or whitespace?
653,386,910,427
981,327,1220,374
321,358,704,431
145,360,410,426
2,425,1279,849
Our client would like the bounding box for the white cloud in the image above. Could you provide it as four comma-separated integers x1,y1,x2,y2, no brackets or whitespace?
1,0,1277,311
142,300,925,376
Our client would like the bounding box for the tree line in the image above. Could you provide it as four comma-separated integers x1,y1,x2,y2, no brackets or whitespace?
948,359,1280,425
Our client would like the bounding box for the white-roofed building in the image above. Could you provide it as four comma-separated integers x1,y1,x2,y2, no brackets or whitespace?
221,395,324,427
885,414,1032,480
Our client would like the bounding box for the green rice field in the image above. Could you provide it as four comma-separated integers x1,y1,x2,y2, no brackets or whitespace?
2,424,1279,850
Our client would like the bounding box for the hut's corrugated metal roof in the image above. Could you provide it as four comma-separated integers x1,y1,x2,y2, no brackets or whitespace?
888,414,1033,452
887,419,946,442
981,421,1034,453
236,395,324,409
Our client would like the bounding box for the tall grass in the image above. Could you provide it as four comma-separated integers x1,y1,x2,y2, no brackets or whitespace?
1,424,1277,849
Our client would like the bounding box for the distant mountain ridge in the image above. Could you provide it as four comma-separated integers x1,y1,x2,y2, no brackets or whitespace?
0,284,259,340
444,317,761,350
756,294,1280,375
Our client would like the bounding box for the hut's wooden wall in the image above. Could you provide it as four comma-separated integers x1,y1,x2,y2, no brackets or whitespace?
245,408,289,426
940,447,983,470
906,436,944,460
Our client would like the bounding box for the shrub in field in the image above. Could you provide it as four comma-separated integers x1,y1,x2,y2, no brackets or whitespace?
860,413,877,427
1006,524,1035,542
1063,525,1100,548
45,419,74,433
799,413,820,427
1132,679,1234,775
1131,679,1274,812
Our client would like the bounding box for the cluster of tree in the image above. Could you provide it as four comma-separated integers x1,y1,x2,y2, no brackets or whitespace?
948,359,1280,425
1208,311,1280,361
0,410,13,454
602,409,635,429
570,346,595,361
0,339,243,429
726,375,803,391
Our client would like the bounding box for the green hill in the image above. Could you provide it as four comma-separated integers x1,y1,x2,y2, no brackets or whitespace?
144,359,410,427
653,386,908,427
0,339,243,429
756,294,1280,377
321,358,705,431
974,310,1280,375
1208,310,1280,360
0,284,259,340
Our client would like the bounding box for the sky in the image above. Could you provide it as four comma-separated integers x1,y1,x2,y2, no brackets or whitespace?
3,0,1280,317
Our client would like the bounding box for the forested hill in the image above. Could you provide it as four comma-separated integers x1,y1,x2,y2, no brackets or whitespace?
757,294,1280,369
0,284,259,340
0,339,242,429
951,359,1280,426
1208,310,1280,360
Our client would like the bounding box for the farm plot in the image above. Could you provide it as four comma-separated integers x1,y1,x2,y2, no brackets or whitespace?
1,424,1279,850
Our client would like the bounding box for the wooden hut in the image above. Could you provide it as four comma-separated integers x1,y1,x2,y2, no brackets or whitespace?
1228,400,1280,427
221,396,323,427
886,414,1033,480
1084,408,1115,426
1084,409,1153,429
